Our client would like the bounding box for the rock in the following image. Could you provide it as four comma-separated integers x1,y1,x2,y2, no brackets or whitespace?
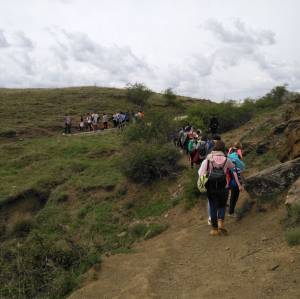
261,236,269,241
245,157,300,198
256,141,271,155
285,177,300,207
240,142,256,156
117,231,127,238
225,247,230,251
164,213,169,218
272,123,288,135
269,264,280,271
279,118,300,161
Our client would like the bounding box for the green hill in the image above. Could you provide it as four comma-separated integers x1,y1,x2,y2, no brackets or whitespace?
0,85,299,298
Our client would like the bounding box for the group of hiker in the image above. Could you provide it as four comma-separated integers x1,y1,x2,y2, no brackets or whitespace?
63,110,145,134
175,118,245,236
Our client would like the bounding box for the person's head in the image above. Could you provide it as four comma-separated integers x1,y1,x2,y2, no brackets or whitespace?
201,135,208,142
212,134,221,141
213,140,226,153
234,141,242,149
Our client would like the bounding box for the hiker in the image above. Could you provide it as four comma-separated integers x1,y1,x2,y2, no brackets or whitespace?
92,112,99,131
86,113,93,131
117,112,126,129
102,113,109,129
206,134,221,154
188,136,198,168
193,135,209,166
198,140,242,236
64,114,72,134
79,116,84,131
209,115,219,135
228,141,243,160
227,148,245,217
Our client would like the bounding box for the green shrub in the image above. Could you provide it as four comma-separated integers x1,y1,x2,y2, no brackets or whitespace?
130,223,148,238
12,219,34,237
286,228,300,246
187,85,290,134
184,170,201,210
144,223,168,240
121,143,180,184
0,129,17,138
126,83,153,108
163,88,177,106
124,111,176,144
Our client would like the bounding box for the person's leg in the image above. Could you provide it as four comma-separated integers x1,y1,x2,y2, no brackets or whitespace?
208,195,218,235
64,124,67,134
216,191,228,233
229,187,240,215
207,201,211,225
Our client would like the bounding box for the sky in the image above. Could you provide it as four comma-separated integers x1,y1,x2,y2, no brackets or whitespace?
0,0,299,101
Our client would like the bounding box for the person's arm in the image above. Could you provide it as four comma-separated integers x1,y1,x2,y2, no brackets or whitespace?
198,159,208,176
226,160,243,190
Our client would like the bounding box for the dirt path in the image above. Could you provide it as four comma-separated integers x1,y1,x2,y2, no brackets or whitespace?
69,202,300,299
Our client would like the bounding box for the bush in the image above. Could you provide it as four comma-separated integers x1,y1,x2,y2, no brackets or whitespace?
130,223,148,238
286,228,300,246
12,219,34,237
124,111,176,144
184,170,201,210
144,223,168,240
163,88,177,106
126,83,153,108
121,143,181,184
187,85,291,134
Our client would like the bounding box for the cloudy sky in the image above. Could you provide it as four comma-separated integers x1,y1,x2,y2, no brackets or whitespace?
0,0,299,100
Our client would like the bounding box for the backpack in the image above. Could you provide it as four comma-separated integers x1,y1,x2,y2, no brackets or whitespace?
207,157,227,191
197,141,207,159
188,140,196,154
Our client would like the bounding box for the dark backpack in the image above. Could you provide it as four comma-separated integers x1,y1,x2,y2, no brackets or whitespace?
197,141,207,158
207,157,227,190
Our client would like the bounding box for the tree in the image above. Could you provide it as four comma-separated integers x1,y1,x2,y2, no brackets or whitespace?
163,88,177,106
126,83,152,108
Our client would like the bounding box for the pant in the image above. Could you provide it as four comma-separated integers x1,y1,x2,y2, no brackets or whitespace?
229,186,240,214
64,124,71,134
207,189,228,228
103,122,108,129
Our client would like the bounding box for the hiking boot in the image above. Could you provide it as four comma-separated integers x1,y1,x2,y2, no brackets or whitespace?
210,228,220,236
207,217,211,225
227,213,237,218
218,219,228,234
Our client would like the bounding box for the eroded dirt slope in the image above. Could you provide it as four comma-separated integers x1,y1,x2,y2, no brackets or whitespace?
69,201,300,299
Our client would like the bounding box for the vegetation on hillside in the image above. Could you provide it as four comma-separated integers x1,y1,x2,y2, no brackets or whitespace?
187,85,294,133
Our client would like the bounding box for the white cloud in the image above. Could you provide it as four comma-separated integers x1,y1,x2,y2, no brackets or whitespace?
0,1,299,99
0,30,9,48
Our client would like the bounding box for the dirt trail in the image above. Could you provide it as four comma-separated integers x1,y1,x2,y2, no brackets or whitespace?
69,201,300,299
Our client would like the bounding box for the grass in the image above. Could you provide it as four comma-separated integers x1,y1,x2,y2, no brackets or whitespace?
0,86,199,139
286,228,300,246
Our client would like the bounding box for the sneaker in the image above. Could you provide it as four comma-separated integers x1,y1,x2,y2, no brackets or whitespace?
207,217,211,225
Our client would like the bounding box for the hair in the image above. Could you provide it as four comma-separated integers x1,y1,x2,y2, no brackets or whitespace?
201,135,208,142
212,135,221,141
213,140,226,152
234,141,242,149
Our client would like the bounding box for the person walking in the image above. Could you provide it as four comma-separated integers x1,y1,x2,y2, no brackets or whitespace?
209,115,219,135
227,148,245,217
198,140,242,236
102,113,109,129
64,114,72,134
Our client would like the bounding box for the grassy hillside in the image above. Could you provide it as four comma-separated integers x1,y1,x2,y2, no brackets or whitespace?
0,86,205,139
1,85,299,298
0,86,194,298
